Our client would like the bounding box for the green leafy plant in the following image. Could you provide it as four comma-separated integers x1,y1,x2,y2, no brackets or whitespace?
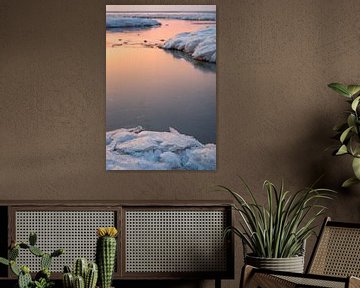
220,179,334,258
32,278,54,288
0,232,63,288
328,82,360,187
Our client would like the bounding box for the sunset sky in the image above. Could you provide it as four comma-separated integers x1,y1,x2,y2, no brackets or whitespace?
106,5,216,12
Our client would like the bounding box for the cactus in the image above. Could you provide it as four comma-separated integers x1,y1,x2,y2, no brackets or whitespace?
19,272,32,288
0,257,9,266
29,245,44,257
64,265,72,273
63,260,98,288
10,260,20,276
74,275,85,288
19,243,29,249
74,258,88,279
9,246,19,260
51,248,64,258
0,232,63,288
96,227,118,288
41,253,52,270
85,263,98,288
35,268,51,281
29,232,37,246
63,272,74,288
18,267,32,288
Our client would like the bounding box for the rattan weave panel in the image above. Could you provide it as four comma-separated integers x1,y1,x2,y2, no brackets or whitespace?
277,275,345,288
125,210,227,273
309,226,360,277
15,211,115,272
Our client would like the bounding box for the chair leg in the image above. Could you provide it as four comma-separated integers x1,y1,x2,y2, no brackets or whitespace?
215,278,221,288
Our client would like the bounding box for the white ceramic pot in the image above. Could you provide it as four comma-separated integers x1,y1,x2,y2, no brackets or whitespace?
245,254,305,273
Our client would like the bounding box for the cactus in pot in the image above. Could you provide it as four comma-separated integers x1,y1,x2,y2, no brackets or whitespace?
63,266,74,288
74,258,88,280
62,260,98,288
19,266,32,288
96,227,118,288
73,275,85,288
0,232,63,288
85,262,98,288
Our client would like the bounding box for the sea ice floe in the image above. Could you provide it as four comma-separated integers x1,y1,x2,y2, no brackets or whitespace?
111,12,216,21
106,16,161,28
162,27,216,63
106,127,216,170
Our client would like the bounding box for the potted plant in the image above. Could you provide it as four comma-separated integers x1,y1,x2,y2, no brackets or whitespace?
220,179,334,273
0,232,63,288
62,258,98,288
328,82,360,187
96,227,118,288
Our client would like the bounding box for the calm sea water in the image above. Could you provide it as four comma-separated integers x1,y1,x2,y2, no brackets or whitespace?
106,17,216,144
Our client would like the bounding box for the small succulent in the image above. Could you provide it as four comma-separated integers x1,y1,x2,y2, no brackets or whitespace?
32,278,54,288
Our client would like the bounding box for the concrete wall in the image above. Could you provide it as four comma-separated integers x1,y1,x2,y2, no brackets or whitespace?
1,0,360,287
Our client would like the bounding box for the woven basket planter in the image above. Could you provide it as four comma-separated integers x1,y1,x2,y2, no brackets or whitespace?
245,254,305,273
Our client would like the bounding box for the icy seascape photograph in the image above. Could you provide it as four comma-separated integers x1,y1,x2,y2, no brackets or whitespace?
106,5,216,170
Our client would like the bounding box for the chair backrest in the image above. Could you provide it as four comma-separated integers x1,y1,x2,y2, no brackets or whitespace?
307,217,360,277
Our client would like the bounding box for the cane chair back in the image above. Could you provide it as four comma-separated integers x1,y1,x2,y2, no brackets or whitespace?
307,217,360,278
241,218,360,288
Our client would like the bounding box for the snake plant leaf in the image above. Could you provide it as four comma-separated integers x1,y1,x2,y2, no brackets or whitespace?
340,127,353,143
351,96,360,111
342,177,360,188
221,179,334,258
336,145,348,155
352,157,360,179
347,85,360,97
328,83,351,97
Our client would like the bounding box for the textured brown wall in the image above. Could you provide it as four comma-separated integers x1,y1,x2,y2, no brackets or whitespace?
1,0,360,287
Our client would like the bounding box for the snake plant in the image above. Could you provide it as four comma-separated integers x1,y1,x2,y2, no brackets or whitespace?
220,178,335,258
328,83,360,187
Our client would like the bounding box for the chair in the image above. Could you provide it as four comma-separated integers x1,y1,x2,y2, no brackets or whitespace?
241,217,360,288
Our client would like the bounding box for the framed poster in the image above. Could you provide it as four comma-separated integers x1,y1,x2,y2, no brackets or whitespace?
106,5,216,170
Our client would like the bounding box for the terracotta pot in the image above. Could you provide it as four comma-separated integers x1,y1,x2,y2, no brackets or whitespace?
245,254,304,273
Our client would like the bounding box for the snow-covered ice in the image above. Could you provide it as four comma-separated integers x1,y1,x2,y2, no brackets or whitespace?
106,15,161,28
110,12,216,21
106,127,216,170
162,27,216,63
